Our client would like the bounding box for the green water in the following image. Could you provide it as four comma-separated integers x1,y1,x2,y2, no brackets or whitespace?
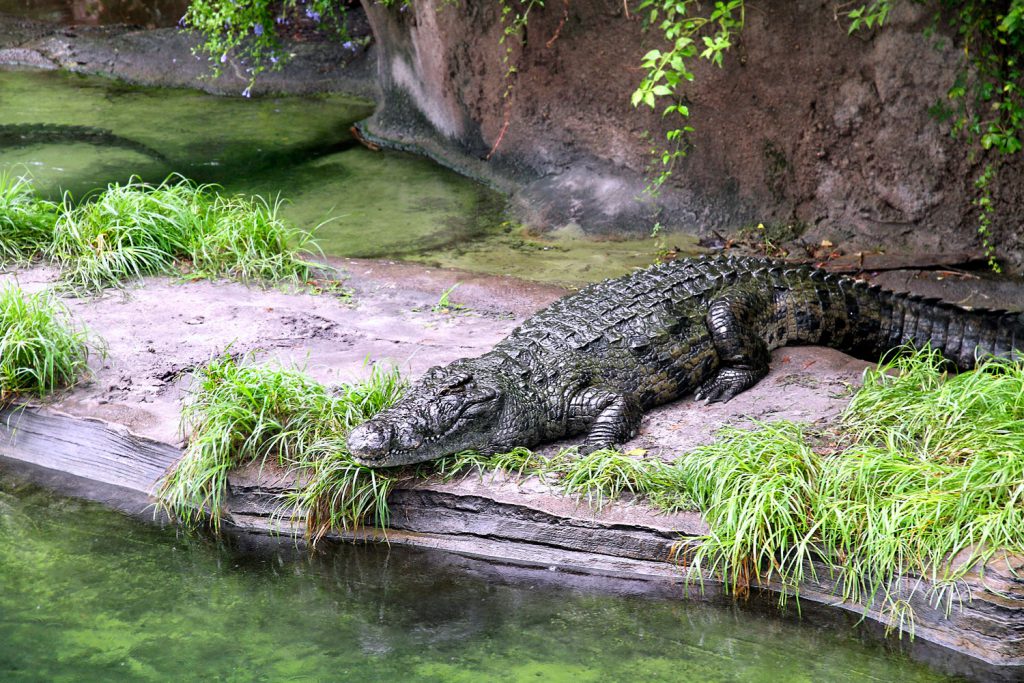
0,69,376,198
0,473,957,682
0,67,689,286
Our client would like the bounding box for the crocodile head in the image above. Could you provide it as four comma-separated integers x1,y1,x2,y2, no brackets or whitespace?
348,358,521,467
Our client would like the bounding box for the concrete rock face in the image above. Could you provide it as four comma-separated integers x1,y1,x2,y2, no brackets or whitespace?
0,12,377,98
361,0,1024,269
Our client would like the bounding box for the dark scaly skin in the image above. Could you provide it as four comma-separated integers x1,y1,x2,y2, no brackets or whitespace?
348,254,1024,467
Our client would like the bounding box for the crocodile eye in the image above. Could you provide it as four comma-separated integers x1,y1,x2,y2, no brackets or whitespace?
422,366,446,384
439,373,472,394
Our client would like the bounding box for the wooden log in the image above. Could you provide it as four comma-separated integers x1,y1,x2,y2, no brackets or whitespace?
0,406,177,494
229,461,1024,670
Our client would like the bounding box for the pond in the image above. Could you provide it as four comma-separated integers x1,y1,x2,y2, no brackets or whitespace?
0,67,693,288
0,471,958,682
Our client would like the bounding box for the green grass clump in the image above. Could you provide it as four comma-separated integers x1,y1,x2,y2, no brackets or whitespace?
664,423,821,602
431,446,550,481
816,349,1024,619
0,173,59,264
0,285,90,400
49,176,318,293
288,450,398,542
652,347,1024,627
432,445,688,512
50,178,195,291
329,363,408,428
556,448,665,508
429,449,492,480
285,364,407,540
486,446,549,477
158,356,406,533
183,192,318,284
160,354,338,529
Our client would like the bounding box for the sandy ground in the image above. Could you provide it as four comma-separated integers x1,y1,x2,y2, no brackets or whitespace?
0,257,922,454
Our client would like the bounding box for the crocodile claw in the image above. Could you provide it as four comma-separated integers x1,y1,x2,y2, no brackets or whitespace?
696,367,765,404
694,381,732,404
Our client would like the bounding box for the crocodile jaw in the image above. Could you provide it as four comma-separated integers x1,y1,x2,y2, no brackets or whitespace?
347,360,510,467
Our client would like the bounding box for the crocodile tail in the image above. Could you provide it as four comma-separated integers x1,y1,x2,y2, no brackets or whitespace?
847,281,1024,370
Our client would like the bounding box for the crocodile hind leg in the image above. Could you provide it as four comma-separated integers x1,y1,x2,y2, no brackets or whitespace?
695,285,773,403
569,386,642,453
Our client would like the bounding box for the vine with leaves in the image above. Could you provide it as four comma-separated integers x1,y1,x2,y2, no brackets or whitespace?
486,0,548,158
182,0,353,93
848,0,1023,271
630,0,744,194
629,0,1022,268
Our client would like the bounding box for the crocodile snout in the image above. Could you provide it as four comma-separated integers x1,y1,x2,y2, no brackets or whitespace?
347,422,394,463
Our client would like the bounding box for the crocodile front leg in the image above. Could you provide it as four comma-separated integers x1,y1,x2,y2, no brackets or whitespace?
695,284,773,403
568,386,642,453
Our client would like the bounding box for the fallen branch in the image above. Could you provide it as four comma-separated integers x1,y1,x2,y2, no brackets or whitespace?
486,99,513,160
813,250,987,273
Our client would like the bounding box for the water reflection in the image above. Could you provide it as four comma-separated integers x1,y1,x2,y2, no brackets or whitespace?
0,471,958,682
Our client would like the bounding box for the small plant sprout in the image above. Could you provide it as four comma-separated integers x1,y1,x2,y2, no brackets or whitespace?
306,278,355,302
432,283,465,314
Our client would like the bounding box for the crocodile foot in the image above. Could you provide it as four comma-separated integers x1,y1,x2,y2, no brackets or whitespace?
694,367,765,403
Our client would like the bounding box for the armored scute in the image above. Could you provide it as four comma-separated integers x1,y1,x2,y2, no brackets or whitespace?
349,254,1024,466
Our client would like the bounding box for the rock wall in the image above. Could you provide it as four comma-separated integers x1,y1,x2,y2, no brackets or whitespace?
360,0,1024,269
0,12,377,98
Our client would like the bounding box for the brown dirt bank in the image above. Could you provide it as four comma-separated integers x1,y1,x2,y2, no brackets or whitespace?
0,259,1022,674
360,0,1024,271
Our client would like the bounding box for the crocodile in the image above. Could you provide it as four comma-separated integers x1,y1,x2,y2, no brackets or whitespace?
0,124,170,164
348,254,1024,467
